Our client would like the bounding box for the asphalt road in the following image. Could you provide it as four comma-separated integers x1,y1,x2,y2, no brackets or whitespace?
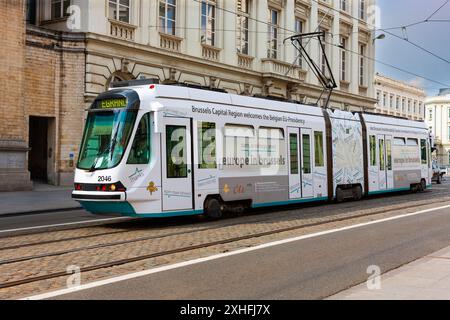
0,209,126,234
52,204,450,300
2,181,449,235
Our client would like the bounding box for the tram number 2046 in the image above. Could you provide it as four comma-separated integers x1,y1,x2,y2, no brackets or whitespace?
98,176,112,182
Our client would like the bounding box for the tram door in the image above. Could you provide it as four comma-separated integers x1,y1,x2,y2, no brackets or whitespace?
300,129,314,198
288,128,301,199
288,127,314,199
162,118,193,212
378,135,393,190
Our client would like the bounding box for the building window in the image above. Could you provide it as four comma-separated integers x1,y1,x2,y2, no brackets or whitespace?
383,93,387,107
359,44,366,86
448,126,450,141
237,0,250,55
201,0,216,46
396,97,400,111
51,0,70,20
295,19,303,67
408,100,411,113
376,91,381,104
359,0,365,20
109,0,131,23
429,109,433,120
340,0,347,11
390,95,394,109
267,8,279,59
340,37,347,81
402,98,405,112
159,0,176,35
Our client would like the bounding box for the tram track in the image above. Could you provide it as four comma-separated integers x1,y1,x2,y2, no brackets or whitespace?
1,194,449,291
0,188,447,253
0,188,448,253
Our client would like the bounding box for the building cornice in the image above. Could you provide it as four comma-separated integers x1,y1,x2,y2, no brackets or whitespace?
375,73,426,96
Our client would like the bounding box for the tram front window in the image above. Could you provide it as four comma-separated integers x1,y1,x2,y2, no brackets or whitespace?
77,110,137,170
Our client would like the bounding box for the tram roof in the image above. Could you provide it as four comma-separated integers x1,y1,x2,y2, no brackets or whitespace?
146,84,325,117
110,84,427,130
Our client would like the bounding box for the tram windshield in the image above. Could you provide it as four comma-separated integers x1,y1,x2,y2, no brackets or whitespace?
77,110,137,170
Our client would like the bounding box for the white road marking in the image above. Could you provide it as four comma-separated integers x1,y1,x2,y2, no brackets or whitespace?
0,217,130,235
22,203,450,300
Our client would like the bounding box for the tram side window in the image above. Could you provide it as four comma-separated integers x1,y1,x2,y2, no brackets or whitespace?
394,137,406,146
420,139,427,165
314,131,324,167
407,138,418,146
127,113,150,165
224,124,255,161
379,139,385,171
302,134,311,174
166,125,187,178
369,135,376,166
259,127,285,167
290,134,299,174
198,122,216,169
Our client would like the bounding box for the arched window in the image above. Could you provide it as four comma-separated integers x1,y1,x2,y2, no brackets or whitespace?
106,71,135,89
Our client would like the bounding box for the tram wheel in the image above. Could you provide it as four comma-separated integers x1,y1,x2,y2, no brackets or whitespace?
204,197,223,220
353,185,363,201
336,188,345,203
420,179,426,192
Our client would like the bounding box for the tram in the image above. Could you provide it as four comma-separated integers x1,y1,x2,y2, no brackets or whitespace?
72,81,432,218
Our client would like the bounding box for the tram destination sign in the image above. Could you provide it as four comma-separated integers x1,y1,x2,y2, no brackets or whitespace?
94,98,128,109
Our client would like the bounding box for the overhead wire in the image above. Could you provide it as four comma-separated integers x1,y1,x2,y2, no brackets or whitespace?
174,0,450,88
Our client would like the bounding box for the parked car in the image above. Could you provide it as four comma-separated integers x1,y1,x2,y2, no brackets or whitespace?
432,161,444,184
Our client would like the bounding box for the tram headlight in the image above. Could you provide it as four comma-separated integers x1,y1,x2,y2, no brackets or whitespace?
110,184,117,191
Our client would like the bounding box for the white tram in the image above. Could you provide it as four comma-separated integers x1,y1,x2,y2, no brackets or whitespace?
72,82,432,218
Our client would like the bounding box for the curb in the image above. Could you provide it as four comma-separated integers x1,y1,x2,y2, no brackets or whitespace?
0,207,82,218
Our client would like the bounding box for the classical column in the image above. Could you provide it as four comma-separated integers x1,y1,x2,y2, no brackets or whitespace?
331,0,340,90
222,0,237,65
284,0,296,63
255,0,268,67
148,0,159,47
185,0,201,56
139,0,150,44
307,0,319,85
350,0,360,94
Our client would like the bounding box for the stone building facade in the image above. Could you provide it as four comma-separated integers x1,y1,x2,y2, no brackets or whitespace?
374,73,426,121
425,89,450,165
0,0,31,191
0,1,85,191
2,0,377,190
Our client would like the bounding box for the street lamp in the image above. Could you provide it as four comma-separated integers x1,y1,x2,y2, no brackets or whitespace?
372,33,386,43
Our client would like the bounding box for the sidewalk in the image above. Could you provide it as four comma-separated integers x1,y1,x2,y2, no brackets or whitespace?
330,246,450,300
0,183,80,216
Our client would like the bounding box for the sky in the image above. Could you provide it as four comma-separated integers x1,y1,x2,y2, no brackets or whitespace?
375,0,450,96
